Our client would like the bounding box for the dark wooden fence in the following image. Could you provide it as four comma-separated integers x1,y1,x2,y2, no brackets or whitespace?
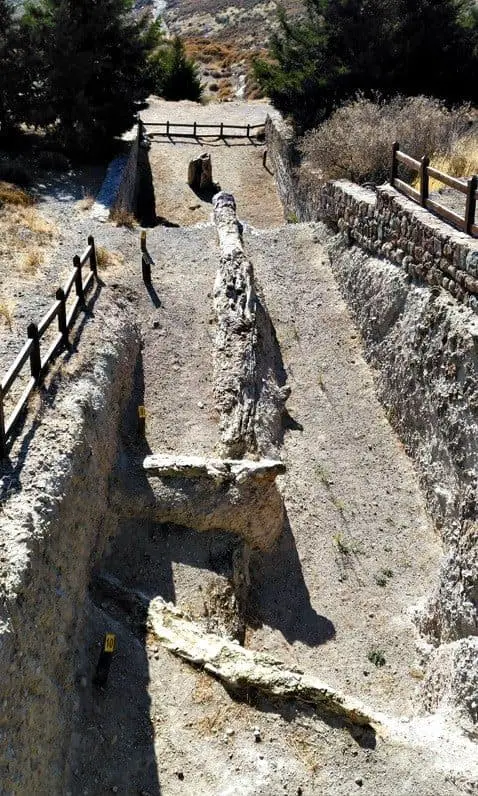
143,120,265,140
391,142,478,236
0,237,98,459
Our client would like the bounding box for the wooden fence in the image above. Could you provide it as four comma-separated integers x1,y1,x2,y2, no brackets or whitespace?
391,142,478,236
0,237,98,459
143,120,265,140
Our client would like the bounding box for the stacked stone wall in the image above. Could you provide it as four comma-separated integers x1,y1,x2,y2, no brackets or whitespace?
265,112,478,311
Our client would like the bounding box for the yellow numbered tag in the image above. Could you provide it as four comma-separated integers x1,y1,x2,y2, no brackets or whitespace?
104,633,116,653
138,406,146,419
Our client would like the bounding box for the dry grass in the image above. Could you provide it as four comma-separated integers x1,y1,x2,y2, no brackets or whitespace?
76,194,95,212
0,181,35,207
20,246,45,275
0,296,15,330
96,246,124,269
416,136,478,191
0,203,56,278
301,95,472,185
110,208,136,229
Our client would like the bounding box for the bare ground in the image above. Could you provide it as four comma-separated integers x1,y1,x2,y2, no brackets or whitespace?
142,98,284,228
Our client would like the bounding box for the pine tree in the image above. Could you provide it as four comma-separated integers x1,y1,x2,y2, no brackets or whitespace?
0,0,25,137
254,0,478,132
149,35,202,102
22,0,154,152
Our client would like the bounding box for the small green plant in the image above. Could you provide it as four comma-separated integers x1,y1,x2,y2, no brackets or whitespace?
333,533,350,556
287,212,299,224
315,463,332,487
332,496,346,514
368,649,386,668
374,568,394,587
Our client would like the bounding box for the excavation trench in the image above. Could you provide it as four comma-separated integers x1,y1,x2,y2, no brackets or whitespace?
1,190,461,793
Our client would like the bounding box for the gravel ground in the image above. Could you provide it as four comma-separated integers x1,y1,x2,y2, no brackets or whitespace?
142,97,284,227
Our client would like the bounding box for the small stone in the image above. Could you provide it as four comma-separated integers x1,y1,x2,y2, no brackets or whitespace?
355,779,363,787
197,401,205,409
112,787,118,793
152,320,160,329
225,728,235,736
176,772,184,781
253,728,261,742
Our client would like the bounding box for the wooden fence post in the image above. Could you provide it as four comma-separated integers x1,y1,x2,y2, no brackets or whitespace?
246,124,250,138
27,323,42,383
166,120,170,137
391,141,399,185
465,175,477,235
420,156,430,207
0,388,6,459
56,287,68,344
73,255,85,304
220,122,224,138
193,121,197,138
88,235,97,276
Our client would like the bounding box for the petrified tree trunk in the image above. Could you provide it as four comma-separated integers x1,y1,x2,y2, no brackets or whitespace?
188,153,213,191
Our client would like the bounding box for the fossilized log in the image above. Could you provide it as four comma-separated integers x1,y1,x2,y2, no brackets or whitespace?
143,454,285,481
188,153,213,191
111,455,285,550
213,191,257,457
148,596,379,729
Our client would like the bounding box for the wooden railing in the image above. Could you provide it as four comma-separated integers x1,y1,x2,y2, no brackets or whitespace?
0,236,98,459
143,120,265,139
391,142,478,236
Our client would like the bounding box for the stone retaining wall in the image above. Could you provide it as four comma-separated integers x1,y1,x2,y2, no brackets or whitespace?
265,112,478,311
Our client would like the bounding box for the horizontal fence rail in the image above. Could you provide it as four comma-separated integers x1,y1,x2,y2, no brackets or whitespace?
0,236,98,459
391,141,478,236
142,119,265,140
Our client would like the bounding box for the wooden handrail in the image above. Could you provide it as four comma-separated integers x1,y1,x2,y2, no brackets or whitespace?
0,236,99,459
391,143,477,237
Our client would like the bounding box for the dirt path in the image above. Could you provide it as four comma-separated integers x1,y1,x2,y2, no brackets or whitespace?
244,223,442,715
142,98,284,228
138,225,219,456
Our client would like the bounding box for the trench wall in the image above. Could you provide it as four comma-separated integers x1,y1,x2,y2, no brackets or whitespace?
0,297,140,794
266,110,478,725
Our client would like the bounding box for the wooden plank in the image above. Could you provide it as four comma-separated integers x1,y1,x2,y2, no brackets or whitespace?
396,151,421,171
427,167,467,193
66,295,81,329
37,300,61,337
40,331,63,371
1,339,33,395
83,270,95,295
79,244,92,267
425,199,465,230
63,268,77,298
5,377,36,437
394,178,421,202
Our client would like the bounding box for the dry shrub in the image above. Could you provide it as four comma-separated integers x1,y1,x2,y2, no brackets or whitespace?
21,247,45,275
76,194,95,212
0,296,15,330
0,181,35,207
110,207,136,228
301,95,472,185
421,136,478,191
96,246,124,269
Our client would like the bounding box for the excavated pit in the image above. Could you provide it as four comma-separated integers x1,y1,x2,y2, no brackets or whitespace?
2,187,478,793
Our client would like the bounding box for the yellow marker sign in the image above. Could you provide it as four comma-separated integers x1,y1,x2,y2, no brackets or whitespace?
104,633,116,653
138,406,146,419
